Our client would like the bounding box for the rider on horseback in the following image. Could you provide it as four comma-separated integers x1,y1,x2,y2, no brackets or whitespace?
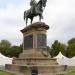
24,0,47,25
30,0,37,13
30,0,43,18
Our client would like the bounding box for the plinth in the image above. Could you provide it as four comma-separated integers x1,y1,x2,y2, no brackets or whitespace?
5,22,66,75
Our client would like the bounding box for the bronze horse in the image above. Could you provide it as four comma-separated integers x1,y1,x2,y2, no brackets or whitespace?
24,0,47,26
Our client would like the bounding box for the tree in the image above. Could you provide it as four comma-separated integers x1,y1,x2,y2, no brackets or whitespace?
9,45,23,57
0,40,11,56
67,38,75,58
67,44,75,58
0,40,23,57
50,40,66,57
50,40,60,57
19,44,23,53
46,46,51,56
60,43,67,56
0,40,11,48
68,38,75,45
47,46,51,53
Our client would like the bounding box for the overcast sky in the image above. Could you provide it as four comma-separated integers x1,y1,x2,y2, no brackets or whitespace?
0,0,75,46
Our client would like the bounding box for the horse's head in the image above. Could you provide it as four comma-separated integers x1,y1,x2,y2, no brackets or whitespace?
41,0,47,7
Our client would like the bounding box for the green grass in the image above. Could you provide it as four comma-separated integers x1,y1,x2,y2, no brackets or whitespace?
58,67,75,75
0,70,16,75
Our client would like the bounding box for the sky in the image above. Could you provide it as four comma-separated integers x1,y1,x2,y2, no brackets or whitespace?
0,0,75,46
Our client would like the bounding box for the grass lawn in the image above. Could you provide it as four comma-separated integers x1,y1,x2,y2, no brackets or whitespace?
58,66,75,75
0,70,16,75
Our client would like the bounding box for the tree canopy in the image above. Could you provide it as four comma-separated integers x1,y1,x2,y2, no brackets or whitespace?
0,40,11,48
50,40,66,57
0,39,23,57
67,38,75,58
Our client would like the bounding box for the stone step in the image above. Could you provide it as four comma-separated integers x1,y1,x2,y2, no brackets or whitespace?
5,64,67,75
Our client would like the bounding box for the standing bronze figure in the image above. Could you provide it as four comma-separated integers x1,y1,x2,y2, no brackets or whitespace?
24,0,47,26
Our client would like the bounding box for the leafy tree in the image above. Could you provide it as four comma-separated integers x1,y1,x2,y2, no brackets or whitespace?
67,44,75,58
9,45,23,57
50,40,66,57
0,40,11,48
47,46,50,51
50,40,60,57
0,40,11,56
46,46,51,56
0,39,23,57
67,38,75,58
68,38,75,45
19,44,23,53
60,44,67,56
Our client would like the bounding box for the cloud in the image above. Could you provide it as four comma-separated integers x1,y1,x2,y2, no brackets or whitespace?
44,0,75,45
0,2,26,45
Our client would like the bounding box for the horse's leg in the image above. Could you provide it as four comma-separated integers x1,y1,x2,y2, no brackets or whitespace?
26,18,28,27
41,14,43,19
31,17,33,24
24,11,26,20
39,14,41,22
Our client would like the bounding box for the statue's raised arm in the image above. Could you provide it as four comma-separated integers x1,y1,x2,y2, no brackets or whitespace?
24,0,47,26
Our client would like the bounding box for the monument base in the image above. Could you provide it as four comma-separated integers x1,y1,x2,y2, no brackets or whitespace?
5,64,66,75
5,22,67,75
5,57,66,75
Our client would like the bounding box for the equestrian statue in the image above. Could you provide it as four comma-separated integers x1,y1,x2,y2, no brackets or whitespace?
24,0,47,26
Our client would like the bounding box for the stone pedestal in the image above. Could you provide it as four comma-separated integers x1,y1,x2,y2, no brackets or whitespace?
5,22,66,75
19,22,50,58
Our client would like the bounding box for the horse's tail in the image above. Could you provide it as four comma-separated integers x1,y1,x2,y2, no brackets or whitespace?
24,11,26,20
